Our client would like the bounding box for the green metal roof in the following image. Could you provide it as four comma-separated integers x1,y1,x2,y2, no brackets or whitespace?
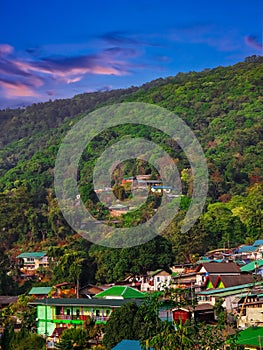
29,287,52,295
17,251,47,259
240,260,263,272
198,282,262,296
29,298,143,308
237,327,263,347
94,286,146,299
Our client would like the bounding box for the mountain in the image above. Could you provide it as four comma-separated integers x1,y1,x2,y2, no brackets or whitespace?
0,55,262,268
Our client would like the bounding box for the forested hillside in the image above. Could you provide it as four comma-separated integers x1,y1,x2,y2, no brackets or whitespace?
0,55,262,286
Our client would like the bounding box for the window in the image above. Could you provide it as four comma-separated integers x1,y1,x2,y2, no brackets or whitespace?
66,309,70,316
26,258,34,262
105,310,110,316
95,310,100,317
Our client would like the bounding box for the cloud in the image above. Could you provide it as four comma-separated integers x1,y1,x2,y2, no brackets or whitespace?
0,79,40,98
245,35,262,51
0,43,139,100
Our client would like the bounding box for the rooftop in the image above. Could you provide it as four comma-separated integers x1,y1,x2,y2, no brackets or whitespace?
240,260,263,272
253,239,263,247
237,327,263,347
197,262,240,273
238,245,257,253
16,251,47,259
198,282,262,296
29,298,144,308
28,287,52,295
94,286,146,299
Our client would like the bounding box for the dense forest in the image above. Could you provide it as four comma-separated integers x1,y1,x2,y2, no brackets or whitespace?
0,55,262,289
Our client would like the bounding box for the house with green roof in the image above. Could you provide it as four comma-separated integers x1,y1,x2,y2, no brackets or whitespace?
30,297,143,337
16,251,48,273
94,286,146,299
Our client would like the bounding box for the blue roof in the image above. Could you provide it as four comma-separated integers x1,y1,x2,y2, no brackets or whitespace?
112,340,153,349
151,186,173,189
238,245,256,253
253,239,263,247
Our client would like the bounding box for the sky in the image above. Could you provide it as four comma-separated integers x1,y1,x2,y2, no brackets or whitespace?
0,0,262,109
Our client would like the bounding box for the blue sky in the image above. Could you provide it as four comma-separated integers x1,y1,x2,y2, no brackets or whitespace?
0,0,262,108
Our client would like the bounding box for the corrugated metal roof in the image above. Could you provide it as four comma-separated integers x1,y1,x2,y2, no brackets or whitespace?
94,286,146,299
238,245,256,253
197,262,240,273
16,251,47,258
29,298,143,308
28,287,52,295
240,260,263,272
198,282,261,295
253,240,263,247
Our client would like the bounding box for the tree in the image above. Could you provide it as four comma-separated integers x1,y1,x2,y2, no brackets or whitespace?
55,328,88,350
103,302,139,349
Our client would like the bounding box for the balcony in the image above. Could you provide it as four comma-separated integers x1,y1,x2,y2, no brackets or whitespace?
54,315,110,322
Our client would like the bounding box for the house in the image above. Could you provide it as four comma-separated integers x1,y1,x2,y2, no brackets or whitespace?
195,262,241,287
238,299,263,328
172,303,215,324
79,284,104,298
0,296,18,309
52,282,76,298
109,203,130,216
16,251,48,273
237,327,263,350
197,281,262,311
172,272,197,290
29,287,52,299
140,270,172,292
204,274,256,289
94,285,146,299
30,298,143,336
236,245,262,261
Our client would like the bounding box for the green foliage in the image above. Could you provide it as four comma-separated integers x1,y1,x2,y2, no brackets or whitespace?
0,325,45,350
90,236,174,283
0,57,262,286
55,328,89,350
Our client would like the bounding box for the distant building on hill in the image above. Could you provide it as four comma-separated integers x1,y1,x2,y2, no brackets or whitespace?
16,251,48,274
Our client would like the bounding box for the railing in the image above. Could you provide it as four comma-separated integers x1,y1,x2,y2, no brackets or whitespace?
94,316,110,322
54,315,110,322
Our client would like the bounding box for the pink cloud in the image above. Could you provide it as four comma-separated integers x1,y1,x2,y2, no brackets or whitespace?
245,35,262,51
0,80,40,98
0,38,147,103
0,44,14,55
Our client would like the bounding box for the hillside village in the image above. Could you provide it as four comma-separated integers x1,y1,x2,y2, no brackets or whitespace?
0,238,262,349
0,57,262,349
